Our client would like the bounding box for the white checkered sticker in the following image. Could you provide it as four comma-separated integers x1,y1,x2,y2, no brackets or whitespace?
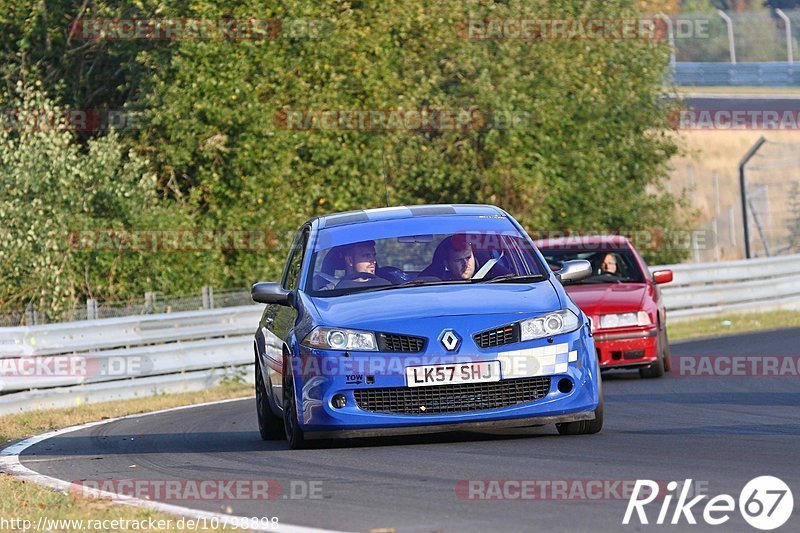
497,343,578,378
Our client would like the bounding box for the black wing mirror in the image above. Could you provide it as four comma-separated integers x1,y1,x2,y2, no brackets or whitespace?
251,282,291,306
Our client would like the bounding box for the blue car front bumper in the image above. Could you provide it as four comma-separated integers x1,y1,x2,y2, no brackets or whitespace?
288,324,600,439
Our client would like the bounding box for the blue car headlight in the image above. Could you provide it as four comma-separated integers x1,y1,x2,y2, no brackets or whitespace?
302,327,378,351
519,309,580,341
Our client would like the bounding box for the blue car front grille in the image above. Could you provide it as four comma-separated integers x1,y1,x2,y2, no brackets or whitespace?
473,323,519,349
353,376,551,415
378,333,426,353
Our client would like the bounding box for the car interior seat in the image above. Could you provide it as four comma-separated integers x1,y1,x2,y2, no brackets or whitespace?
418,237,457,279
313,246,346,290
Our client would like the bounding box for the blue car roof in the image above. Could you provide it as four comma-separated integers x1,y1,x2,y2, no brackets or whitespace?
313,204,506,229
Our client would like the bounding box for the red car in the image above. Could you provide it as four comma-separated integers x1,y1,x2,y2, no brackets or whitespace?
535,236,673,378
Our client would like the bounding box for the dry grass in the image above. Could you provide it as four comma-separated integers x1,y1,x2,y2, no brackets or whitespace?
0,476,199,532
0,382,251,447
668,130,800,260
673,130,800,177
668,309,800,341
0,382,254,532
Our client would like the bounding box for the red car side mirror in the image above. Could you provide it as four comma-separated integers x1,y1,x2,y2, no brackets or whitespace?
652,270,673,284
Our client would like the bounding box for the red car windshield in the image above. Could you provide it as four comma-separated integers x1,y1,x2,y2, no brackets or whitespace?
539,248,646,284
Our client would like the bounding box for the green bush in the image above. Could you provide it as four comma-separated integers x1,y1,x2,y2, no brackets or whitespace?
140,0,690,287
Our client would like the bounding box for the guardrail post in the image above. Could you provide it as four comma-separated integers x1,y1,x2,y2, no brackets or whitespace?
718,10,736,64
24,302,36,326
86,299,98,321
776,9,793,64
202,285,214,309
144,292,156,313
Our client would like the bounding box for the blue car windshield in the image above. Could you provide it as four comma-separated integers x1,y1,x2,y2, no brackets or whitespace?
306,216,547,296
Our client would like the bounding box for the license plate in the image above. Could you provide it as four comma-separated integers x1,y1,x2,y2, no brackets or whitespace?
405,361,501,388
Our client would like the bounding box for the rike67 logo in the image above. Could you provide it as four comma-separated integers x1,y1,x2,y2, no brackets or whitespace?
624,477,793,530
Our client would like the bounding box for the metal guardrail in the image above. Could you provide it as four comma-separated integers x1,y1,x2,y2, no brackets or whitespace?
2,254,799,414
0,305,261,414
673,62,800,86
653,253,800,319
0,305,260,358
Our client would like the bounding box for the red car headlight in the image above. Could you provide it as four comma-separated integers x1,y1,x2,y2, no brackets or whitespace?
599,311,651,329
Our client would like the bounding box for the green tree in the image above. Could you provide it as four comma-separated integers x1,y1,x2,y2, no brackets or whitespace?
139,0,690,288
0,0,168,120
0,82,208,320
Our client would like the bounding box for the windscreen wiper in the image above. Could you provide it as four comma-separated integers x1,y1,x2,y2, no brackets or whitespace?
366,278,470,293
478,274,546,283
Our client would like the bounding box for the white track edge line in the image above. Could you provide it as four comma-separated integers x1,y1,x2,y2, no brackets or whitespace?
0,397,348,533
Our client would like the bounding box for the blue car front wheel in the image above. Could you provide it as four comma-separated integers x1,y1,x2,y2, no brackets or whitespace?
282,357,308,449
256,354,284,440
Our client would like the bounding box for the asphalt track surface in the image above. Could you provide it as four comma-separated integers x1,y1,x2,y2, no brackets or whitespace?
684,96,800,115
681,95,800,131
16,328,800,532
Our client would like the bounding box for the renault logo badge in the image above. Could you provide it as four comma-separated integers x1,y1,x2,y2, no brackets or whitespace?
440,330,461,351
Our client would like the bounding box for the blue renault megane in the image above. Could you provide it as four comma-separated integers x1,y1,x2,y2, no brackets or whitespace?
252,204,602,448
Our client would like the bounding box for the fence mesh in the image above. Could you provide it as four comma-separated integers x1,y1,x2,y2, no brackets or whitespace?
668,9,799,63
729,11,788,62
672,12,733,63
669,137,800,263
746,140,800,257
0,287,255,327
